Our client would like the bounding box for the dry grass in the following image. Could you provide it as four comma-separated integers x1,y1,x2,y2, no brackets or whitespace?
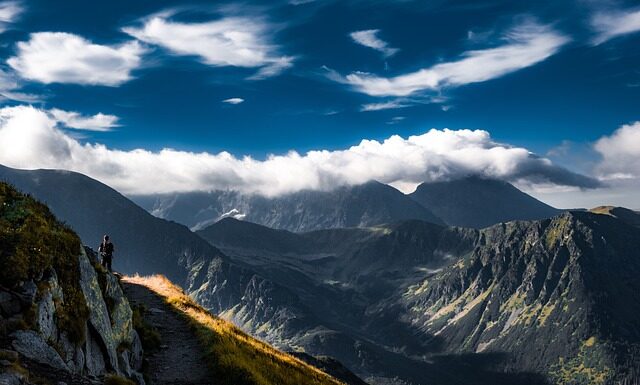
124,274,344,385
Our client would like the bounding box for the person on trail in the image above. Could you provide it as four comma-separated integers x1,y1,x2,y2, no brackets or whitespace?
98,235,115,272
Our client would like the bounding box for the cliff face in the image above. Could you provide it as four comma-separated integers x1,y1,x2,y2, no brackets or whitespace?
0,183,144,384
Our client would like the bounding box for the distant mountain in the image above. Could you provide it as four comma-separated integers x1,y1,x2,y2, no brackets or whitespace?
132,180,444,232
409,175,561,228
199,214,640,384
393,212,640,384
590,206,640,228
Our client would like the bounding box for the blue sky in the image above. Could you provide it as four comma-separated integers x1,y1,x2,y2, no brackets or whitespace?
0,0,639,208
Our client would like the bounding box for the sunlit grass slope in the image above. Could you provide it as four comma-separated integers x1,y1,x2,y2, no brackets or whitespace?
124,275,345,385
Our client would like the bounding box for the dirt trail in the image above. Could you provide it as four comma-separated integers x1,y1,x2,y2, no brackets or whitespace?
122,278,214,385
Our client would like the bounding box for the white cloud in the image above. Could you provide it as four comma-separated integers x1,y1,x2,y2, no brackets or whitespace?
0,105,599,196
0,1,22,33
123,14,293,79
0,68,38,102
335,22,569,97
592,8,640,44
7,32,146,86
361,99,410,111
222,97,244,104
594,121,640,180
350,29,399,58
48,109,119,131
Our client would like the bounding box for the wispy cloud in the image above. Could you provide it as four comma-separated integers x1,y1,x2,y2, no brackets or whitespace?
591,7,640,45
0,1,22,33
334,21,569,97
48,109,119,131
0,105,600,196
361,99,411,111
386,116,405,125
8,32,146,86
350,29,399,58
123,13,293,79
222,97,244,104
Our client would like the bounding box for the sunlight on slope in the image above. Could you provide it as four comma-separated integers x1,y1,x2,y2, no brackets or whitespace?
123,275,345,385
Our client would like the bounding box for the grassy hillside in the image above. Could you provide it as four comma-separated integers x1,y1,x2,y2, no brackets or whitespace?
124,275,345,385
0,182,88,343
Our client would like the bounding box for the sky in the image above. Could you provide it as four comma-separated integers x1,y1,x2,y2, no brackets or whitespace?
0,0,639,208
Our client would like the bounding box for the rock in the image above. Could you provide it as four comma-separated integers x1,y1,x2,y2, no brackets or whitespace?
129,330,143,371
84,329,106,377
57,332,85,374
0,359,11,366
78,249,118,372
11,330,68,372
118,350,132,377
18,280,37,304
36,289,57,341
0,291,21,317
0,371,25,385
103,272,133,346
131,371,146,385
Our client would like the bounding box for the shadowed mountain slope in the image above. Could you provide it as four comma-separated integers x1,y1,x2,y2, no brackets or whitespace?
409,176,561,228
133,180,444,232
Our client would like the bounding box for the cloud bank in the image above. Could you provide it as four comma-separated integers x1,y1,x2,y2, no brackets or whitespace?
0,105,600,196
7,32,146,86
335,22,569,97
350,29,399,58
123,14,293,79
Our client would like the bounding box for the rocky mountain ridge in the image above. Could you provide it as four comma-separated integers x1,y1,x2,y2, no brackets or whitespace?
0,182,144,384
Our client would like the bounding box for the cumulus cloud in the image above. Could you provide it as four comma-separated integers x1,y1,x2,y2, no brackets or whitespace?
123,14,293,79
0,1,22,33
222,97,244,104
350,29,399,58
7,32,146,86
334,21,569,97
591,7,640,44
0,105,600,196
48,109,119,131
594,121,640,180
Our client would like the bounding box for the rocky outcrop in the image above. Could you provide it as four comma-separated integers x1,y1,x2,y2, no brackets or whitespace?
1,248,145,384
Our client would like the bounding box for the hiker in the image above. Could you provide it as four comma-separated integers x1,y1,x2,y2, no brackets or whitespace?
98,235,115,272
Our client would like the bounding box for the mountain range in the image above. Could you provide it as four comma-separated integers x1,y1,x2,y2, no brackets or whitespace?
132,180,445,231
2,164,639,384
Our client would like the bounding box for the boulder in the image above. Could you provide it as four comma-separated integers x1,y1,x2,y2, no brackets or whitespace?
84,329,106,377
0,371,25,385
0,291,21,317
104,272,133,346
129,330,143,371
77,249,118,371
36,290,57,341
57,332,85,374
11,330,68,372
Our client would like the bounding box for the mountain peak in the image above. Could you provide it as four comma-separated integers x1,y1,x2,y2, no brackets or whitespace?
409,176,560,228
